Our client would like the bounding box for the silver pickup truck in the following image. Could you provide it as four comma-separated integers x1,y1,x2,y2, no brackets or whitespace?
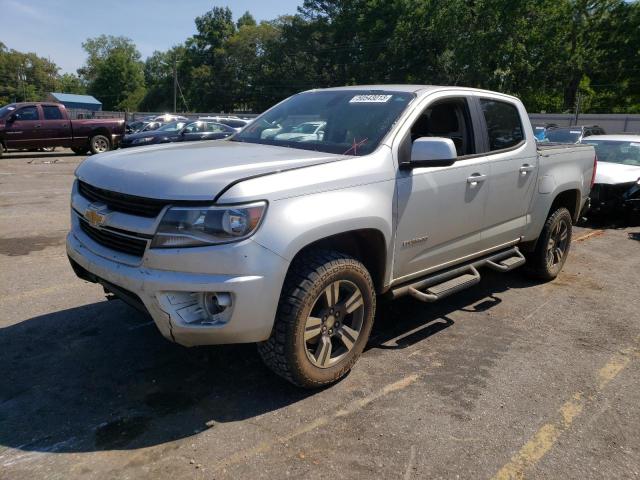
67,86,596,387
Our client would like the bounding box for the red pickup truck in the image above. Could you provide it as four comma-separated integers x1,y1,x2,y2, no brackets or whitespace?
0,102,125,157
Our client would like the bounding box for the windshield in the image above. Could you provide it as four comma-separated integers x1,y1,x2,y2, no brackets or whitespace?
545,128,581,143
0,104,17,119
157,121,187,132
233,90,415,156
581,140,640,166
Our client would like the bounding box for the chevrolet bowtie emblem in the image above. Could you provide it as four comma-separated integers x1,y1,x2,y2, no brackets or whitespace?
84,205,108,227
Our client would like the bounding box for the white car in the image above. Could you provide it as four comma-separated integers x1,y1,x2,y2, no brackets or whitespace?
273,121,326,142
580,135,640,216
198,116,251,132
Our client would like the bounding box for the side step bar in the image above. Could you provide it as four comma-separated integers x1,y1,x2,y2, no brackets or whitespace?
391,247,526,303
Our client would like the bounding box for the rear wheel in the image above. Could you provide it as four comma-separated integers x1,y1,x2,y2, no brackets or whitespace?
525,207,573,281
258,250,376,388
89,135,110,155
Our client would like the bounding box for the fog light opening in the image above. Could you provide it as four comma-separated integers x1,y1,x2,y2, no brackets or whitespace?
204,292,231,316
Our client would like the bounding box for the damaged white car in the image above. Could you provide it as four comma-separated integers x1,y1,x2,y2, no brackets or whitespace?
580,135,640,218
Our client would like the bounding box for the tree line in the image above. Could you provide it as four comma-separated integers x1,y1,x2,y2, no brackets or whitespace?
1,0,639,114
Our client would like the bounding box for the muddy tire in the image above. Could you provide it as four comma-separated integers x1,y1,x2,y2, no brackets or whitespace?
525,207,573,281
89,135,110,155
258,250,376,388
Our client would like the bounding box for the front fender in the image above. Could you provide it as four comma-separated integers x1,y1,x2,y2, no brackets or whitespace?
252,181,395,277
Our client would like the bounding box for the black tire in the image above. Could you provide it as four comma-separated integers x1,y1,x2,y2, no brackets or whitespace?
258,250,376,388
89,134,111,155
71,147,87,155
525,207,573,281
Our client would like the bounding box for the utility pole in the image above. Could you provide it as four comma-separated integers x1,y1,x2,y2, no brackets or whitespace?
173,60,177,113
573,91,582,126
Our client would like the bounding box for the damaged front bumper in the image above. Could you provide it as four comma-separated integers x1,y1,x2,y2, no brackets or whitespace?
589,181,640,216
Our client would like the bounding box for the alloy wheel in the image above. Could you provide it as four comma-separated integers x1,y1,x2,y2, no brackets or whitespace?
303,280,365,368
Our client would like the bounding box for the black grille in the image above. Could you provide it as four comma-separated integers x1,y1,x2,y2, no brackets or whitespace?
78,181,167,217
79,219,148,257
591,182,635,202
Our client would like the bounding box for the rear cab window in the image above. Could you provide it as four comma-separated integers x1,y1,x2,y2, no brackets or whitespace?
42,105,64,120
479,99,524,151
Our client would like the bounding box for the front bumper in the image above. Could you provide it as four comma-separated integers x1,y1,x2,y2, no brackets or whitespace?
66,223,289,347
589,182,639,216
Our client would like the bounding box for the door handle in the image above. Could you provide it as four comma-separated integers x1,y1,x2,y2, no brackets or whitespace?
467,173,487,185
520,164,535,174
35,124,41,128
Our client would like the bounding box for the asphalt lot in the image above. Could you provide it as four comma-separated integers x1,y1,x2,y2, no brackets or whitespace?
1,148,639,480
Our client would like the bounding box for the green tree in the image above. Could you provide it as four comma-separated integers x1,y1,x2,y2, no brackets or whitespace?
79,35,146,110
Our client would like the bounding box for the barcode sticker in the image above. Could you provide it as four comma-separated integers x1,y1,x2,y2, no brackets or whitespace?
349,95,393,103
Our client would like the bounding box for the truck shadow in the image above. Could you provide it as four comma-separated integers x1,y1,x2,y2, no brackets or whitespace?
1,152,78,160
0,270,539,455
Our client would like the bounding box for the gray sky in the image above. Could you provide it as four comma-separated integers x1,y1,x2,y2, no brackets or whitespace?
0,0,303,73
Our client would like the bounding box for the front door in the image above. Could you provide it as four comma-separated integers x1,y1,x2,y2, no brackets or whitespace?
393,96,490,281
4,105,42,149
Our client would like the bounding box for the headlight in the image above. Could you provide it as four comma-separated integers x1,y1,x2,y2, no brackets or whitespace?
132,137,154,144
151,201,267,248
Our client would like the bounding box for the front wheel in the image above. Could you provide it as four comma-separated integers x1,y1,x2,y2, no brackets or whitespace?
525,207,573,281
89,135,110,155
258,250,376,388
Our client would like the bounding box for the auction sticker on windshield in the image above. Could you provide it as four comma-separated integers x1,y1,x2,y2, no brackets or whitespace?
349,94,393,103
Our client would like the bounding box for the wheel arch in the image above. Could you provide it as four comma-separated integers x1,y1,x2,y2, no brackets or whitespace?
521,188,581,252
285,228,389,294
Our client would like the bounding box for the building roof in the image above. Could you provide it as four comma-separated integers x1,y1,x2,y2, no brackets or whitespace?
49,92,102,105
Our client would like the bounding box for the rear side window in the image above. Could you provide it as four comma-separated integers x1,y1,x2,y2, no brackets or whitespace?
43,106,63,120
480,99,524,151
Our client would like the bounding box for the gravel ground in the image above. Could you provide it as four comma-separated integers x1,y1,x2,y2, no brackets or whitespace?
1,149,639,480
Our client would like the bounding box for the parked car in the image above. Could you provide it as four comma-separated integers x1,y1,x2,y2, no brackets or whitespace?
67,86,595,388
120,120,234,148
0,102,125,156
199,116,251,132
580,134,640,218
273,121,326,142
532,123,558,141
544,125,606,144
153,114,190,123
125,120,146,134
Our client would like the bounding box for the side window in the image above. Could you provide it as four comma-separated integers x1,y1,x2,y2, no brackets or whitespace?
15,106,39,121
479,99,524,151
42,106,64,120
409,97,475,157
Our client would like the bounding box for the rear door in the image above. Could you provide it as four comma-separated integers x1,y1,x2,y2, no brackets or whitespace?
4,105,42,149
41,105,72,147
392,93,491,281
475,96,539,249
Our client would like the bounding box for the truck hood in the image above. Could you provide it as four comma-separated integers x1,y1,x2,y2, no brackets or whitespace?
75,140,346,200
595,162,640,185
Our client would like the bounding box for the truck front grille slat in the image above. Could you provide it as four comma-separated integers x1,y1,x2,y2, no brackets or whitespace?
78,181,167,217
79,219,147,257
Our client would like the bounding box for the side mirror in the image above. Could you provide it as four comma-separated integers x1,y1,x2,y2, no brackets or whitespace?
405,137,457,169
7,113,16,123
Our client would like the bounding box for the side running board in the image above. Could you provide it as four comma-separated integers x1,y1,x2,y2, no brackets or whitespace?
391,246,526,303
408,266,480,303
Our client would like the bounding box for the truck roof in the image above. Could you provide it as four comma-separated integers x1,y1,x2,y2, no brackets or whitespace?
5,102,64,108
309,84,520,100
